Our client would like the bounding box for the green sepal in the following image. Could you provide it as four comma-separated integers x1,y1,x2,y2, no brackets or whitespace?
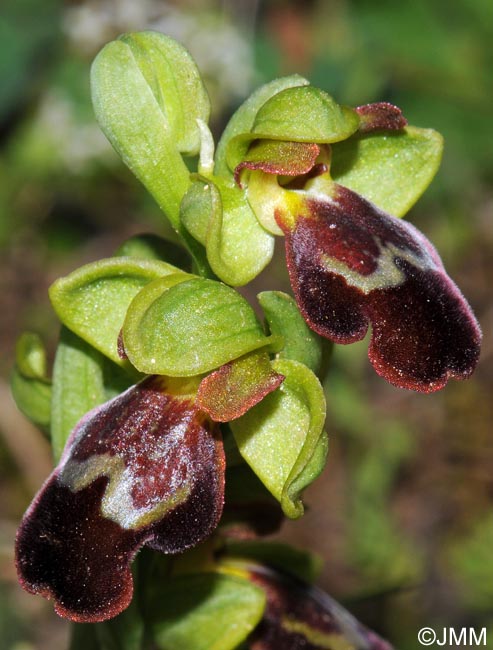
231,359,328,519
90,31,209,235
258,291,332,376
49,257,180,366
215,74,309,178
181,177,274,286
222,540,323,583
123,276,279,376
10,332,51,433
331,126,443,217
114,233,192,270
147,573,266,650
250,86,359,142
227,86,359,174
51,327,107,462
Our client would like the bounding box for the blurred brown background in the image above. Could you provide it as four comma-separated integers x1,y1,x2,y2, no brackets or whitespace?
0,0,492,648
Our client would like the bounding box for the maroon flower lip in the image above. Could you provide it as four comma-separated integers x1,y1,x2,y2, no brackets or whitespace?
276,184,482,392
15,376,225,622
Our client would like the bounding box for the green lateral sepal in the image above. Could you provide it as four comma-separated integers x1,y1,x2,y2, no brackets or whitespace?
231,359,328,519
331,126,443,217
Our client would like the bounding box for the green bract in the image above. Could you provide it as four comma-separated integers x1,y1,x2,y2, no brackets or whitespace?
11,333,51,433
49,257,180,366
123,276,279,376
91,31,209,232
231,359,328,519
331,126,443,217
181,177,274,286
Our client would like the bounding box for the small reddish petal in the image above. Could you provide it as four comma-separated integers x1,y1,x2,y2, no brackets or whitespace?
248,565,394,650
197,352,284,422
278,185,481,392
15,376,224,621
234,141,320,186
356,102,407,132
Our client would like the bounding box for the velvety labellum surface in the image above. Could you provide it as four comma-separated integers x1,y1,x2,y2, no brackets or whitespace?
15,376,225,622
278,184,481,392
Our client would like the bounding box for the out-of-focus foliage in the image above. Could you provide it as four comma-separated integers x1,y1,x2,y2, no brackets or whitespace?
0,1,491,649
0,0,61,124
256,0,493,196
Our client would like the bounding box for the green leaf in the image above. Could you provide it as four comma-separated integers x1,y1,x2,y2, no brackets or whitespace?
49,257,180,366
91,31,209,231
331,126,443,217
10,333,51,432
123,276,278,376
231,359,328,519
114,233,191,269
215,74,309,178
148,573,265,650
51,327,107,462
222,540,323,583
181,178,274,286
258,291,330,376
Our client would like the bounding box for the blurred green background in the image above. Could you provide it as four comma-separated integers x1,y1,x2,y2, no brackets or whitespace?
0,0,492,648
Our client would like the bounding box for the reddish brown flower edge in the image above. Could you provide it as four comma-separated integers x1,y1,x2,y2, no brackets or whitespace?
15,376,225,622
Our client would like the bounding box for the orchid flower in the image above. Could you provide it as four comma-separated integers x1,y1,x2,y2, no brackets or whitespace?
226,99,482,393
12,32,481,647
